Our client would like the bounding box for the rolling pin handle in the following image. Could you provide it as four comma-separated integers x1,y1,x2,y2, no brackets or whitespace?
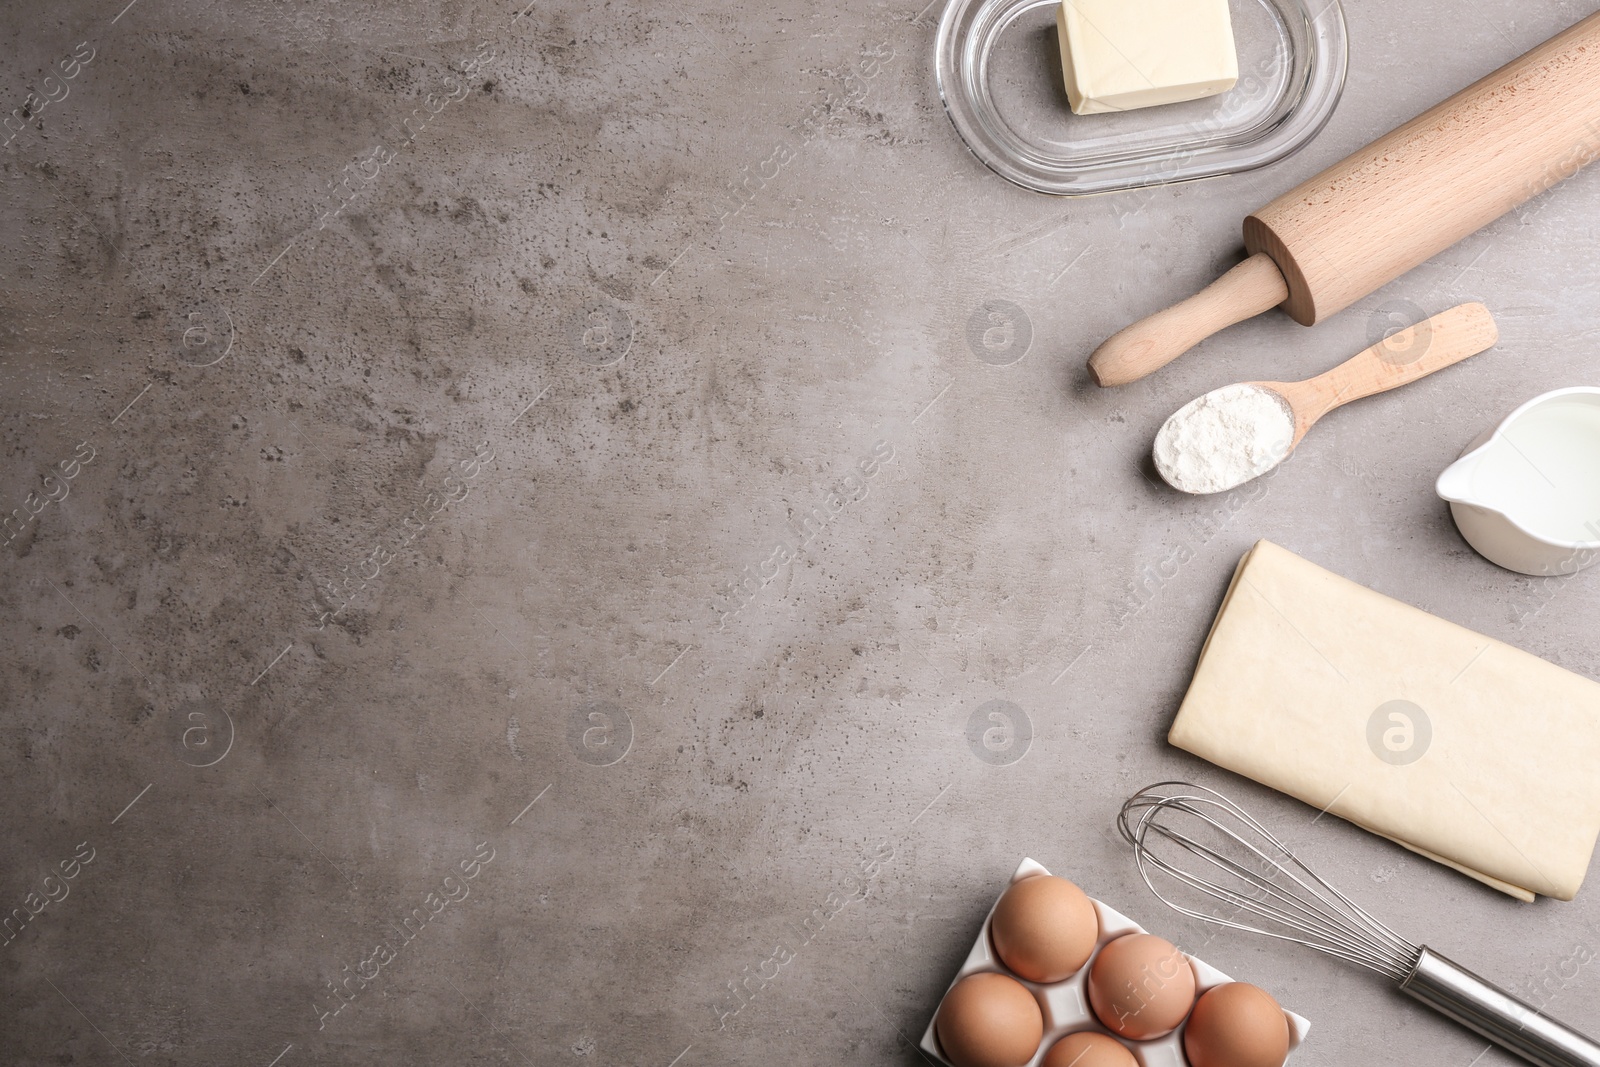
1087,252,1289,387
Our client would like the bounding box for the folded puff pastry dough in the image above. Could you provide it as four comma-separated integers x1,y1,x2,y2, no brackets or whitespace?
1169,540,1600,901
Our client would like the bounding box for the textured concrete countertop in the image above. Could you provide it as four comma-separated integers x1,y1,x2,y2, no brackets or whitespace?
3,0,1598,1064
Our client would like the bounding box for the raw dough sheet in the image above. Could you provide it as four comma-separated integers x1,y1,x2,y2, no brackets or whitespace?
1169,540,1600,901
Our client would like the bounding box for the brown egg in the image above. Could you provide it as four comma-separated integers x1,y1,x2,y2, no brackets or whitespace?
1041,1031,1138,1067
990,874,1101,983
1183,982,1291,1067
935,972,1045,1067
1087,933,1197,1040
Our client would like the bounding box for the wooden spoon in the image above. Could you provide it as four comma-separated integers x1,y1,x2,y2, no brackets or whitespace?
1154,302,1499,494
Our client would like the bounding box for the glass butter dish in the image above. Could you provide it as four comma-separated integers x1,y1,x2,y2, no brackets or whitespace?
935,0,1348,196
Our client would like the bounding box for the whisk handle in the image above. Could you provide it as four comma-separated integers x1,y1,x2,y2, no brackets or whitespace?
1401,948,1600,1067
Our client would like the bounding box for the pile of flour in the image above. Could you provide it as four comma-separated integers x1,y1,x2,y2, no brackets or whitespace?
1153,383,1295,494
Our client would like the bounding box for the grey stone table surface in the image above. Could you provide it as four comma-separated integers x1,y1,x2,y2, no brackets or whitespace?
3,0,1598,1063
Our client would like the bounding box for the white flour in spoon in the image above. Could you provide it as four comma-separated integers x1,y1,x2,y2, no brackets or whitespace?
1154,384,1295,494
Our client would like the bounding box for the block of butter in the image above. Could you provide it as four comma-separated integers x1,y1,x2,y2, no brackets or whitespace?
1056,0,1239,115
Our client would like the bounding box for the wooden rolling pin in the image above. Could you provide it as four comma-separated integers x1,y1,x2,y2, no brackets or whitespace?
1088,11,1600,387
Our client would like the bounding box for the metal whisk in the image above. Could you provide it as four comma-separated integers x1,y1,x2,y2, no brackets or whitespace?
1119,782,1600,1067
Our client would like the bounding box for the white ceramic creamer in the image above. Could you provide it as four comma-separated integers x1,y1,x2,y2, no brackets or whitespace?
1436,387,1600,576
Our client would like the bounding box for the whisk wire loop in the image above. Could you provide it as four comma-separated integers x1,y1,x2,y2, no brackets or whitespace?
1118,781,1600,1067
1118,782,1420,982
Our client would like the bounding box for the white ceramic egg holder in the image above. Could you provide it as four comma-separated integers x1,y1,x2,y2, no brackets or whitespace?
920,858,1311,1067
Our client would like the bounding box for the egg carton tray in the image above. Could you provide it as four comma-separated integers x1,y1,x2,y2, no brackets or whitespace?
920,858,1310,1067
